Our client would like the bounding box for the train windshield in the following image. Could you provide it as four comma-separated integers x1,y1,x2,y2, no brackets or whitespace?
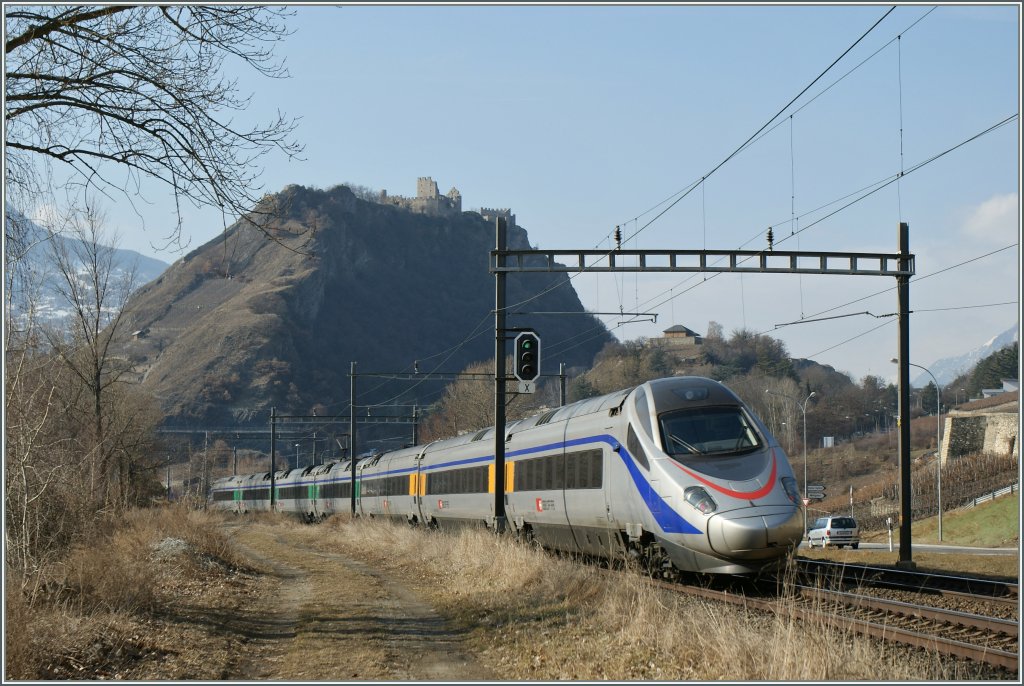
658,406,762,457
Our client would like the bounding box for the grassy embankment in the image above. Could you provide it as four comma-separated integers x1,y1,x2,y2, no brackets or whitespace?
5,496,1016,680
300,515,1006,680
802,494,1019,577
4,505,253,680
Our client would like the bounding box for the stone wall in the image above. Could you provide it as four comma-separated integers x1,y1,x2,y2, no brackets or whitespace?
983,414,1019,458
941,412,1019,465
480,207,515,228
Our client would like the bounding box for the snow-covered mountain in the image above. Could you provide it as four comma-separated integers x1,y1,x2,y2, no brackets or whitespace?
6,208,169,328
916,324,1019,387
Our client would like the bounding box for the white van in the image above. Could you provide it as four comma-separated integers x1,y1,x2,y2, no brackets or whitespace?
807,516,860,549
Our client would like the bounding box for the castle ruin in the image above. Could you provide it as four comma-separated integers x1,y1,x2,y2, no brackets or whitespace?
378,177,514,227
378,177,462,218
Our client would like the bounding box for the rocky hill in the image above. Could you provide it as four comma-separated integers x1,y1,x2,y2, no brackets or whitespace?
119,184,612,426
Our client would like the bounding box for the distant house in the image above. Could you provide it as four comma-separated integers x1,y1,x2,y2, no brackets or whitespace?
660,325,703,346
981,378,1019,398
131,328,150,340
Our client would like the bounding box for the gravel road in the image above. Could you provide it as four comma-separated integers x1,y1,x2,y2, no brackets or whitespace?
215,523,494,680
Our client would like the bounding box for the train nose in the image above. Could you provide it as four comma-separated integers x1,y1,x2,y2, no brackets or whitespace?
706,506,804,560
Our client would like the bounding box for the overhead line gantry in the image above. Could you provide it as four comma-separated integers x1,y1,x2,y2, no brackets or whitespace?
490,217,918,568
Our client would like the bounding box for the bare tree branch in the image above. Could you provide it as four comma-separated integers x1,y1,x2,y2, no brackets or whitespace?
5,5,304,247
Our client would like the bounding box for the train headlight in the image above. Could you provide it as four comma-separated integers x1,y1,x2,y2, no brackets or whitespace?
684,486,717,514
781,477,800,505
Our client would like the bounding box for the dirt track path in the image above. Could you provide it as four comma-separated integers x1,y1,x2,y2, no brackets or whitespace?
220,523,492,681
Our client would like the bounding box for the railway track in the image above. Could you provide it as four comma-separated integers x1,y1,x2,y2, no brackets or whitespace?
794,559,1019,605
642,572,1019,674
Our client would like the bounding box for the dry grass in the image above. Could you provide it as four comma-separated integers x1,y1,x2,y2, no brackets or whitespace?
4,504,251,680
296,516,996,681
8,507,1009,680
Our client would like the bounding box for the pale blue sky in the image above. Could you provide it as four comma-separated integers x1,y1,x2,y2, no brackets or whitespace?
76,3,1022,384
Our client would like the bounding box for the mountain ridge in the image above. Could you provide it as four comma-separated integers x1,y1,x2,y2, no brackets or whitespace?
5,207,170,325
917,323,1019,387
118,184,613,426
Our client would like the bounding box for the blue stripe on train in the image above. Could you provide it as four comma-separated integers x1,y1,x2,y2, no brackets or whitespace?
219,434,700,535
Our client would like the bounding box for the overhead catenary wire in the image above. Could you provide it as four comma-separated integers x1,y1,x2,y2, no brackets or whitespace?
334,6,999,415
628,116,1018,322
503,6,900,318
801,318,896,360
615,5,898,248
766,242,1018,331
406,6,942,366
912,301,1018,313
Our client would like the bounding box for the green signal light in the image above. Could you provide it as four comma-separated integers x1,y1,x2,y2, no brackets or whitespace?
522,340,533,349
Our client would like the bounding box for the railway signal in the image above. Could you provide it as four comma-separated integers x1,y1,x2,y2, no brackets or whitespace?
514,331,540,382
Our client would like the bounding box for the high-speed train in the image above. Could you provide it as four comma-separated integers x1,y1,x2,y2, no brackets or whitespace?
210,376,805,575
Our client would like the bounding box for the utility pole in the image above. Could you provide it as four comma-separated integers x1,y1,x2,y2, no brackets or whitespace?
270,406,277,510
896,360,943,542
493,217,508,534
202,431,209,506
350,361,357,516
559,362,566,407
896,221,915,568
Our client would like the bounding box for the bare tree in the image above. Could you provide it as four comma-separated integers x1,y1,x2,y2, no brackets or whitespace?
4,5,303,247
420,357,555,442
5,203,165,578
41,203,146,506
4,309,74,580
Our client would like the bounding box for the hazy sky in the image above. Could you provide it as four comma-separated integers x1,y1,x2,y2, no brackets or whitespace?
58,3,1021,385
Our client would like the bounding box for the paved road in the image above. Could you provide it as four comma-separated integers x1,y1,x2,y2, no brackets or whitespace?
798,541,1019,556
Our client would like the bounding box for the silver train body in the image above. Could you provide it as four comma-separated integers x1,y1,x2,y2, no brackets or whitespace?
210,376,805,574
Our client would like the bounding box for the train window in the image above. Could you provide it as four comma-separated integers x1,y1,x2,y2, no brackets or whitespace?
245,487,270,501
424,466,488,495
626,425,650,470
564,449,602,489
633,387,653,437
362,476,408,497
658,407,762,458
513,452,602,491
321,482,352,499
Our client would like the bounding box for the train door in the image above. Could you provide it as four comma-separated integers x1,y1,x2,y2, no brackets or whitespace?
354,462,364,517
507,420,574,551
562,428,621,558
412,442,435,526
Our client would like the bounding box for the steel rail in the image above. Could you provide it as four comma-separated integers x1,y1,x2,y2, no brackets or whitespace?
645,576,1019,673
796,558,1019,602
796,585,1019,638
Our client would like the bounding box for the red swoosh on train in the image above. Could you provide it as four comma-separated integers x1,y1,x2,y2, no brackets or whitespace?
668,448,777,500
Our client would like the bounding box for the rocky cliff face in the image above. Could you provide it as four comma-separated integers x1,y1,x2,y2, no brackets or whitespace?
120,184,612,426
